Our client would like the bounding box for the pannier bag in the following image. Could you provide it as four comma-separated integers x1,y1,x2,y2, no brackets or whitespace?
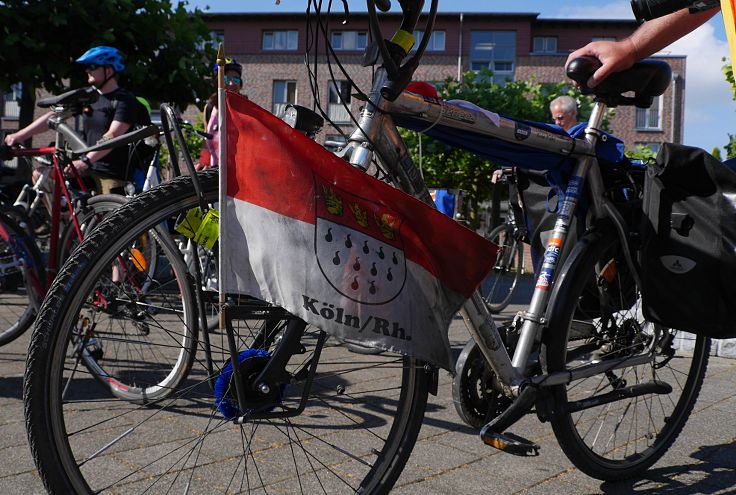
640,143,736,338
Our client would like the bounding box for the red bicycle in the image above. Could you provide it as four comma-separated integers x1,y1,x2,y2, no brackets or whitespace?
0,87,158,345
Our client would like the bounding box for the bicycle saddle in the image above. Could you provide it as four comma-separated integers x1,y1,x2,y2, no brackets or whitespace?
566,57,671,108
37,86,99,109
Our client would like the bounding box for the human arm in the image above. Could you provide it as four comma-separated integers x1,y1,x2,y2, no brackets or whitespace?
566,7,720,87
3,111,54,146
65,119,132,174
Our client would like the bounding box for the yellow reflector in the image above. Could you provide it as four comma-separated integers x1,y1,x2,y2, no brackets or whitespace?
131,249,147,272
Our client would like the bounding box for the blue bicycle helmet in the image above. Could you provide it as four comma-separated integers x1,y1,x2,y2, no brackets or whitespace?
76,46,126,72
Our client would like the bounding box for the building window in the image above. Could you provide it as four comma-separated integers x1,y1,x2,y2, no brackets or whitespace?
331,31,368,51
263,30,298,51
532,37,557,54
2,83,21,120
324,134,348,152
592,36,617,42
272,80,297,117
470,31,516,85
412,30,446,51
327,80,352,124
635,95,662,130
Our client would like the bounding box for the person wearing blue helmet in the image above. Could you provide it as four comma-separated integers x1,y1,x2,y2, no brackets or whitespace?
5,46,149,193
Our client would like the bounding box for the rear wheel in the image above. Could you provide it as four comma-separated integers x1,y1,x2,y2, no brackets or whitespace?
481,222,524,313
25,170,431,494
544,226,709,480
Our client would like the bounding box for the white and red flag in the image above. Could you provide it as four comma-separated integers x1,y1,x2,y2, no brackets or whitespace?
219,92,497,369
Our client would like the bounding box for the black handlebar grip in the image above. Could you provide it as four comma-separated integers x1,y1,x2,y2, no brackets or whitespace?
0,144,9,162
566,57,602,95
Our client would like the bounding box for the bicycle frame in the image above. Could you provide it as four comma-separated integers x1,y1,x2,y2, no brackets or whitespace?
342,68,647,396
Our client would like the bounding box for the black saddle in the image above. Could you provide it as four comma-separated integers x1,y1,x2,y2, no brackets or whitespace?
37,86,99,109
566,57,671,108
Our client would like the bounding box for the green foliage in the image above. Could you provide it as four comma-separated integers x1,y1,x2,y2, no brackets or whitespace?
723,59,735,102
726,134,736,160
625,144,657,162
711,147,722,161
400,68,611,228
159,113,206,170
0,0,217,130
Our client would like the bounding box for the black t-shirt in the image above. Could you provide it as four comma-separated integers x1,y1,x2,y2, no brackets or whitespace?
83,87,140,179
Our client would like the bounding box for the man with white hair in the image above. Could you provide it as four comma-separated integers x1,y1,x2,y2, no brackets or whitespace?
549,95,578,132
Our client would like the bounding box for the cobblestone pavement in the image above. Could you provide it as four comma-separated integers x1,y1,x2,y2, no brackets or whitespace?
1,295,736,494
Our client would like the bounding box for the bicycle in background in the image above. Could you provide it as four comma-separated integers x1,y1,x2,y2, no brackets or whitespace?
481,168,530,313
0,87,158,346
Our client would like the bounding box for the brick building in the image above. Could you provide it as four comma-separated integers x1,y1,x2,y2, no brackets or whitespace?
198,11,686,152
1,11,686,154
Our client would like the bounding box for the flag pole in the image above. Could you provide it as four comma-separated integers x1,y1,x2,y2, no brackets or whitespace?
217,43,228,330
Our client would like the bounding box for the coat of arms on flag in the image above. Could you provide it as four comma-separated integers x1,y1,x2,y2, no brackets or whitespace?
315,176,407,304
219,91,498,369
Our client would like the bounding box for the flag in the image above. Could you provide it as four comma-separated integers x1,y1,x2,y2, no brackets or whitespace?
723,0,736,65
219,92,498,370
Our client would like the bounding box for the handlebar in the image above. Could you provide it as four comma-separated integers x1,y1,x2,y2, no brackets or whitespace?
367,0,438,101
77,125,161,155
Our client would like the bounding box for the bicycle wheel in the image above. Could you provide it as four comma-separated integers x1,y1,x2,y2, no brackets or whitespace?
481,222,524,313
25,170,431,494
0,210,45,345
543,225,709,480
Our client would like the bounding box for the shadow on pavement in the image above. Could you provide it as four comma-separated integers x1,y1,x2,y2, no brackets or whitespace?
595,442,736,494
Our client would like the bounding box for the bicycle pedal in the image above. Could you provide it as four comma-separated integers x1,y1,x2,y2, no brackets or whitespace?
480,430,540,457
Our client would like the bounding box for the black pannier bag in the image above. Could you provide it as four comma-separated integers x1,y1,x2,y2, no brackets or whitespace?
640,143,736,338
515,168,584,276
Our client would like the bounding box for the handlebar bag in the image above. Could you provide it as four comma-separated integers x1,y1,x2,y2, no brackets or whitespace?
640,143,736,338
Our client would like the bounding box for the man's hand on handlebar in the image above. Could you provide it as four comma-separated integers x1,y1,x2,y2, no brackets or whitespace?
566,39,638,89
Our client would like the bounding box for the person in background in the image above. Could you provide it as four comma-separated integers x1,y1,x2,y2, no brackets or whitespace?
197,58,243,170
4,46,147,193
549,95,578,132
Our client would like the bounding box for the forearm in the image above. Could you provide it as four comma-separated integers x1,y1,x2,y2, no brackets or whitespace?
627,7,720,60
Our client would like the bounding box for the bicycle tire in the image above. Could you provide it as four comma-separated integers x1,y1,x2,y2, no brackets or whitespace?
25,170,432,494
0,209,45,345
57,194,128,266
543,225,709,480
481,222,524,313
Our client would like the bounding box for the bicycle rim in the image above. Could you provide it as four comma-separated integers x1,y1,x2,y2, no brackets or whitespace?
0,210,44,345
25,171,430,494
544,227,709,480
482,223,523,313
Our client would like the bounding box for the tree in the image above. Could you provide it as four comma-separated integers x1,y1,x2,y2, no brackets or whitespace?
400,68,609,228
0,0,216,136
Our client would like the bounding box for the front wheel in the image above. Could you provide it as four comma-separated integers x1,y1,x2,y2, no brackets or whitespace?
544,226,709,481
25,170,431,494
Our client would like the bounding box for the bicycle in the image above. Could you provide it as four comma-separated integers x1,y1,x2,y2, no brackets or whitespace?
0,87,158,345
24,1,711,493
481,168,529,313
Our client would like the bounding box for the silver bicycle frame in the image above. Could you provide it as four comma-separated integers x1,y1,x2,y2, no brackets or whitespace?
342,69,642,396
